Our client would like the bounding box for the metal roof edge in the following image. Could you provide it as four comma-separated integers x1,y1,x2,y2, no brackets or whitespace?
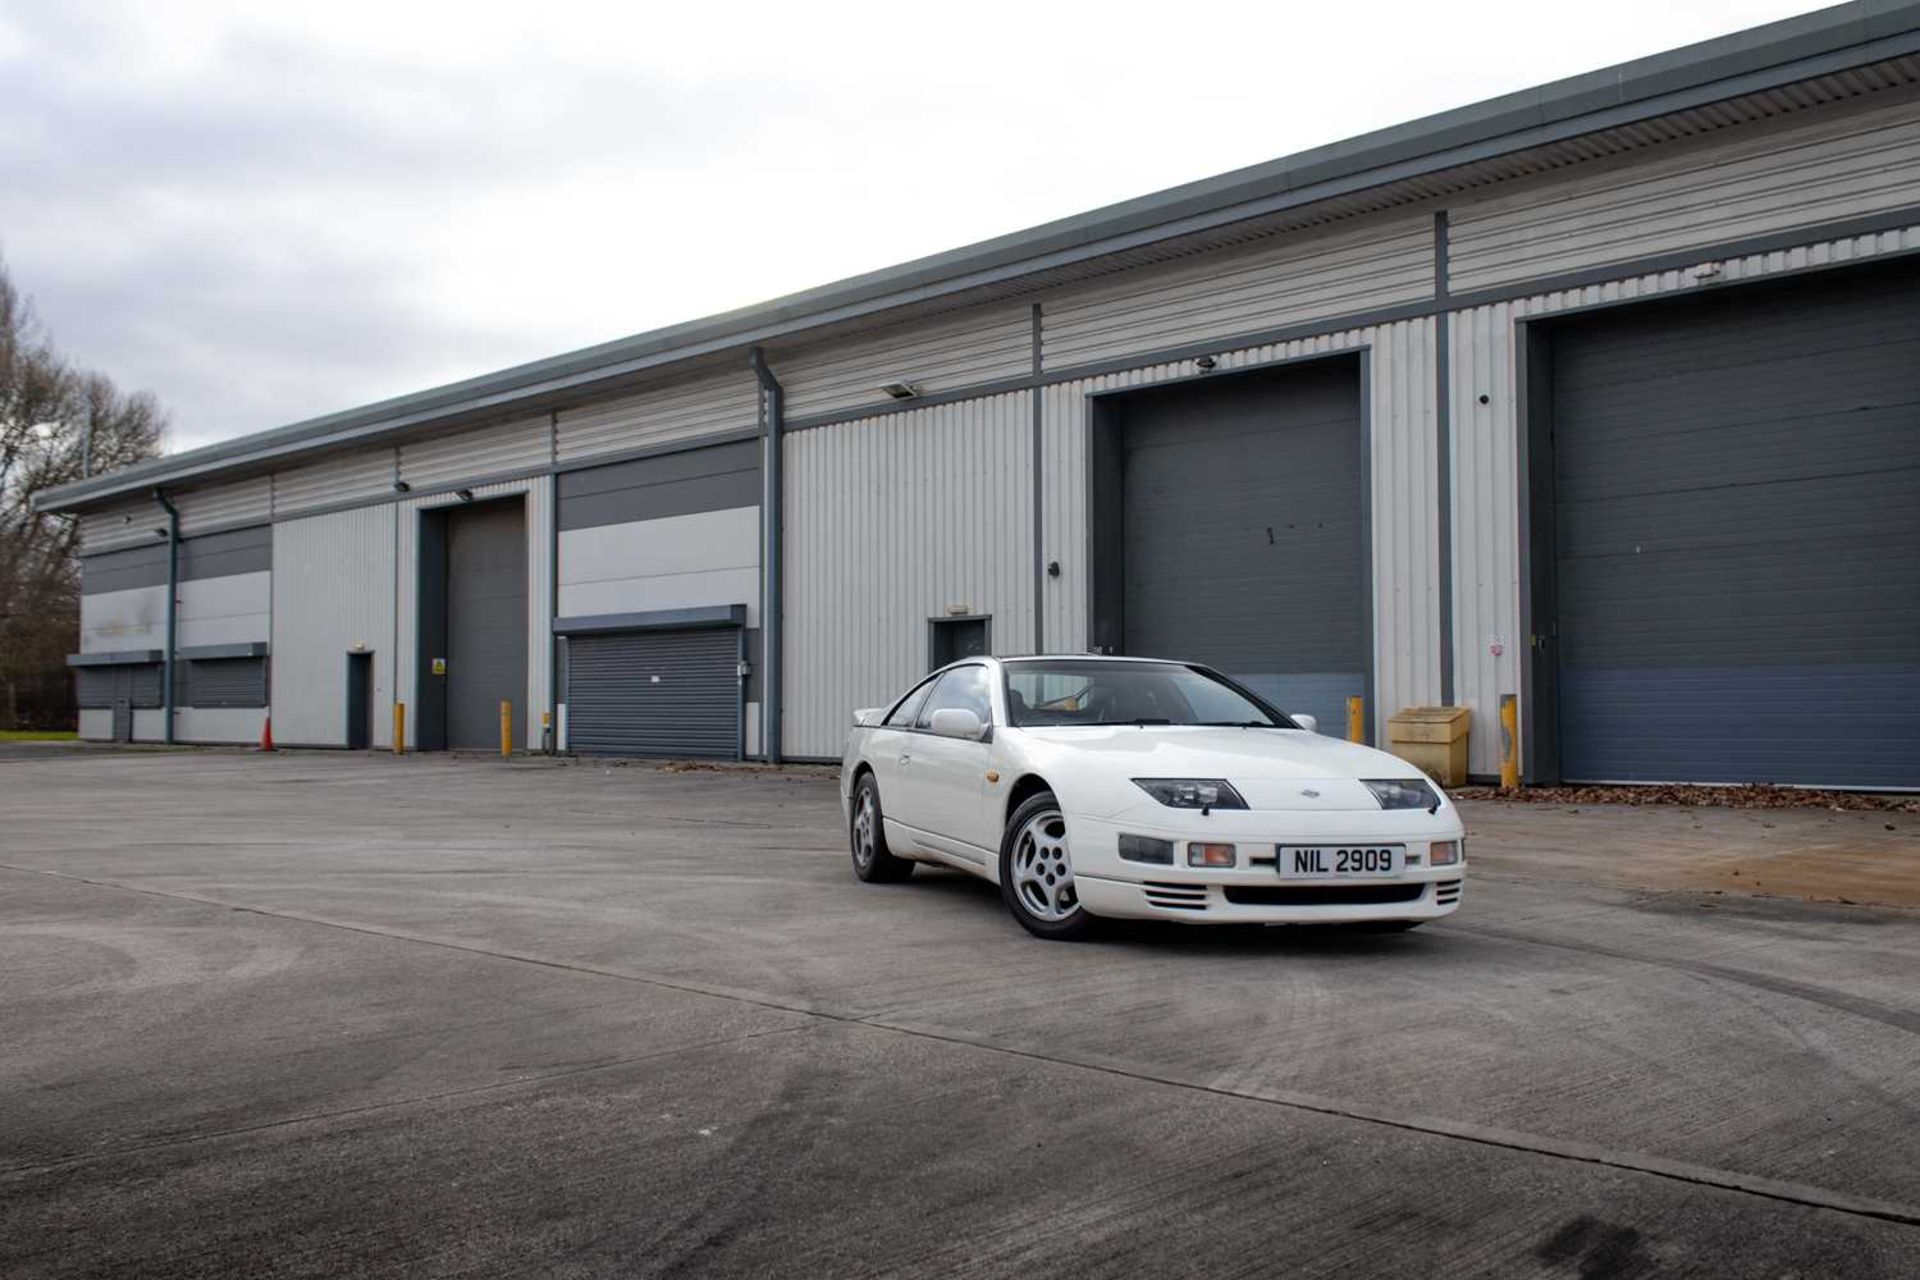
37,0,1920,513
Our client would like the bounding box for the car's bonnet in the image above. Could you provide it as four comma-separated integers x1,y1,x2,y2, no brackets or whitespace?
1019,725,1422,783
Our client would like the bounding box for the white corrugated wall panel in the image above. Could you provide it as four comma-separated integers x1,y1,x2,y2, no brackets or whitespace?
78,500,160,554
1446,218,1920,778
79,585,166,653
272,448,395,516
178,572,271,648
1449,97,1920,292
776,306,1033,420
1449,300,1524,779
270,504,397,747
1040,214,1433,369
555,370,758,465
175,476,272,535
394,476,553,750
398,415,550,489
783,392,1033,759
1040,322,1441,741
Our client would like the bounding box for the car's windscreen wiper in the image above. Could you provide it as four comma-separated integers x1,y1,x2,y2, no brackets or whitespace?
1107,717,1172,726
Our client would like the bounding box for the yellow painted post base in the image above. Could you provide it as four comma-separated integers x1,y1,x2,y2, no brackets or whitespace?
393,703,406,756
1499,694,1520,791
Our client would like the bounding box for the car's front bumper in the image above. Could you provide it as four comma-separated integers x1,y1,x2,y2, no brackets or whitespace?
1066,810,1466,925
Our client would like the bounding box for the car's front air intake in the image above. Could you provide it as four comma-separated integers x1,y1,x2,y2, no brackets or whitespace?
1142,881,1209,911
1434,879,1463,906
1223,883,1425,907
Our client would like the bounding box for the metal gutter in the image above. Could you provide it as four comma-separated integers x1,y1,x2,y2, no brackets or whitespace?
153,488,179,745
33,2,1920,513
748,348,784,765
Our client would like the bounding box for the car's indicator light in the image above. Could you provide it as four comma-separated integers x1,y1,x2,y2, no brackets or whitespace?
1430,839,1463,866
1187,842,1236,868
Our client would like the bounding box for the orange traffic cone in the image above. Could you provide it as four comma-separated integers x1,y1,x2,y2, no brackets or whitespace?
259,716,274,752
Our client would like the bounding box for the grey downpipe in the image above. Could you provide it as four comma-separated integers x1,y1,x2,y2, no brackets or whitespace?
153,487,179,745
748,347,783,764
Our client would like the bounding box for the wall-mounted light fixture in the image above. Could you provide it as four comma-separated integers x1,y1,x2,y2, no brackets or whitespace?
879,382,922,400
393,480,412,493
1195,355,1218,372
153,527,169,539
455,488,474,502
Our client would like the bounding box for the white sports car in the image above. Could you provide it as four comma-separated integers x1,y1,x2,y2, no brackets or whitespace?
840,655,1466,940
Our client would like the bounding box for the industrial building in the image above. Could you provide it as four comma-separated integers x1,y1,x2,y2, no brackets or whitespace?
37,3,1920,787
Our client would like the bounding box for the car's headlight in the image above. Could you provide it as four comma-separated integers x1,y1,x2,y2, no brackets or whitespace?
1364,778,1441,811
1132,778,1248,810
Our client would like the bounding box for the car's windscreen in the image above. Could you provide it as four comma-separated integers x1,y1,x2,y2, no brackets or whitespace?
1002,661,1293,728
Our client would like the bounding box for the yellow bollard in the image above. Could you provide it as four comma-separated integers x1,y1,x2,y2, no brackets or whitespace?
1346,695,1365,744
500,700,513,760
393,702,406,756
1499,694,1520,790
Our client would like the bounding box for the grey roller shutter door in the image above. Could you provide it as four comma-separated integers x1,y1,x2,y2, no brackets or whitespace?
567,628,739,758
1548,264,1920,787
1119,358,1366,734
184,657,268,708
445,502,528,750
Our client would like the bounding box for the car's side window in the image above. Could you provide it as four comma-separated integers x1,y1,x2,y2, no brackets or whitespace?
884,678,937,728
915,665,992,730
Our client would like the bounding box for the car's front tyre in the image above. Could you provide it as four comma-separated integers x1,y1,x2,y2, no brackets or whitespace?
849,772,914,883
999,790,1097,941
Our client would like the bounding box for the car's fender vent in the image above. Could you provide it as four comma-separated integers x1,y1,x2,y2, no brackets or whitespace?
1434,879,1463,906
1223,883,1425,907
1142,881,1209,911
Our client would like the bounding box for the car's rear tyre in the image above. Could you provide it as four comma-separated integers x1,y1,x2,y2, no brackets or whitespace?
999,790,1097,941
849,773,914,883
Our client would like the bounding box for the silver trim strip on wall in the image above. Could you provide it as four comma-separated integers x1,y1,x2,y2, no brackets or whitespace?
1434,209,1455,706
66,649,165,667
177,642,271,660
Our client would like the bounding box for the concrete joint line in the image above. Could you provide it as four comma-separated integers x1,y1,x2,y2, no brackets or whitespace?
8,861,1920,1228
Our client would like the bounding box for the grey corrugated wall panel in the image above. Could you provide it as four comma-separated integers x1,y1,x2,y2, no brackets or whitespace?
271,504,398,747
177,572,271,649
783,392,1034,759
566,628,739,757
1040,213,1433,368
1545,264,1920,787
174,476,273,535
774,306,1034,419
1042,319,1441,742
1449,95,1920,292
79,585,166,654
78,500,161,554
272,448,396,516
555,370,758,465
396,476,553,750
1448,216,1920,778
398,414,550,489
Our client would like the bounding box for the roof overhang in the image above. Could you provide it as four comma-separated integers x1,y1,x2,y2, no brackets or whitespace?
36,0,1920,514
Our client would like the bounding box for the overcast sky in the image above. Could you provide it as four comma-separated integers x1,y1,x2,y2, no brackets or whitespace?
1,0,1817,453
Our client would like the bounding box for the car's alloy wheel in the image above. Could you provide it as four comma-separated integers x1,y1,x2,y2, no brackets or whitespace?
999,790,1096,940
849,773,913,883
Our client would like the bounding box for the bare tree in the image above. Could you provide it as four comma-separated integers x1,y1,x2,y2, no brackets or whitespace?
0,257,166,729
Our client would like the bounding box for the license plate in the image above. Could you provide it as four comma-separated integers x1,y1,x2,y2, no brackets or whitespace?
1277,845,1404,879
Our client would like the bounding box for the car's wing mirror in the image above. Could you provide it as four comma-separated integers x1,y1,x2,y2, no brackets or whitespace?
928,708,987,740
1291,713,1318,734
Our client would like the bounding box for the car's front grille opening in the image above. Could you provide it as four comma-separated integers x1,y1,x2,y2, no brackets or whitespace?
1434,879,1463,906
1223,883,1425,907
1142,881,1209,911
